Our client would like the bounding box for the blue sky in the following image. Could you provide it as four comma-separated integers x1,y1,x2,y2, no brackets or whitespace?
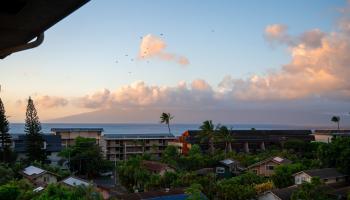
1,0,350,125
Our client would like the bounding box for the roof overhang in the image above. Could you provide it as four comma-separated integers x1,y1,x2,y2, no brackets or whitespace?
0,0,90,59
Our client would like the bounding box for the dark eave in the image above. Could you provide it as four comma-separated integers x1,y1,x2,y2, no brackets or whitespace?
0,0,90,59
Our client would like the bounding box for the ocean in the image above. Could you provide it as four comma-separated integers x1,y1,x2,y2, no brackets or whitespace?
9,123,307,136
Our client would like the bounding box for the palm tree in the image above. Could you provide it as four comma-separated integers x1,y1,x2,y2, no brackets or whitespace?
331,116,340,130
160,112,174,134
219,125,234,153
199,120,216,155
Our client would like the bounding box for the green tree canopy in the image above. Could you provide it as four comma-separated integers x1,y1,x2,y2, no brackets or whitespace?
0,98,12,162
25,97,46,163
59,137,112,178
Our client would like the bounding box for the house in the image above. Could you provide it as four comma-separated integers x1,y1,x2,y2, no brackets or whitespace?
312,130,350,143
247,156,292,177
21,165,58,187
120,188,207,200
101,133,175,161
259,185,297,200
60,176,91,188
12,134,62,165
216,159,243,178
142,160,175,176
259,182,350,200
293,168,347,185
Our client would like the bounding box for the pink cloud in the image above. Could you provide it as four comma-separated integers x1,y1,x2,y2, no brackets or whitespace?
139,34,189,66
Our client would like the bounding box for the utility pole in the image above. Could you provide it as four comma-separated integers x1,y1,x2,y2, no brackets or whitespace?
114,154,117,186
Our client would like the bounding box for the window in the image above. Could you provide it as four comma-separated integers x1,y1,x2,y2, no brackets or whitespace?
216,167,225,174
266,165,274,170
252,169,258,174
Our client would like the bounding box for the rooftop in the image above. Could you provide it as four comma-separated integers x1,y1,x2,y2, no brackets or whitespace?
61,176,90,187
268,185,298,200
220,159,235,166
13,134,62,152
23,166,45,176
248,156,292,169
103,133,175,140
296,168,347,179
51,128,104,132
142,160,172,173
120,188,197,200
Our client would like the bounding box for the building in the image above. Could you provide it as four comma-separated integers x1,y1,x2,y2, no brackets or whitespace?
180,130,314,153
259,182,350,200
120,188,207,200
12,134,62,165
313,130,350,143
60,176,91,188
259,185,297,200
21,165,58,187
216,159,243,178
100,133,175,161
51,128,103,147
247,156,292,177
142,160,175,176
293,168,347,185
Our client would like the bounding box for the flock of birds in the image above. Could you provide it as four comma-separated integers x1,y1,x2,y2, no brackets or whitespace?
114,33,165,75
115,29,215,75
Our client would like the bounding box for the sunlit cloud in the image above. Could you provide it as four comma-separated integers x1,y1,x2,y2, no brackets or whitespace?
139,34,189,66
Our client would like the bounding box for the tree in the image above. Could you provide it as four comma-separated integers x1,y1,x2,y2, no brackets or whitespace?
185,183,203,200
317,137,350,174
160,112,174,134
0,164,15,185
199,120,216,155
331,116,340,130
0,98,12,162
33,184,103,200
291,177,329,200
25,97,46,163
271,163,305,188
59,137,112,178
162,145,179,166
219,125,234,153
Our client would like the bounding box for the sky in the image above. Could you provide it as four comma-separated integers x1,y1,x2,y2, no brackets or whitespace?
1,0,350,126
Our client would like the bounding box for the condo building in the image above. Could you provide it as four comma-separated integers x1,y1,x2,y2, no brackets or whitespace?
100,133,176,161
51,128,103,147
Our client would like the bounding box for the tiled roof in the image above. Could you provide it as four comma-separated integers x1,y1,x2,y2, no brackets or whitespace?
120,188,188,200
247,156,292,169
269,185,298,200
297,168,347,179
142,160,171,173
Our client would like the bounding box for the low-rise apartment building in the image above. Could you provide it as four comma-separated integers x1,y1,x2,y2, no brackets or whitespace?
12,134,62,165
101,133,176,161
51,128,103,147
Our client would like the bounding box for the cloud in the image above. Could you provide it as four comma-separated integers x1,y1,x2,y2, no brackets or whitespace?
219,12,350,101
75,79,216,109
139,34,189,66
75,89,111,109
35,96,68,108
264,24,294,46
